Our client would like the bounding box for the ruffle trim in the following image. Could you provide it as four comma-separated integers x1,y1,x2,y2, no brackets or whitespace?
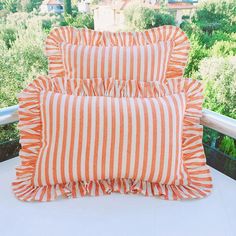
45,26,190,81
13,77,212,201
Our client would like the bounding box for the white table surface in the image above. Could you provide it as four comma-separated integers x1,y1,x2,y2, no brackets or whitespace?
1,157,236,236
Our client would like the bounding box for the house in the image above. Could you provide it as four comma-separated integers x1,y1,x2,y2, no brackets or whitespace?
40,0,64,14
93,0,132,31
77,0,91,13
93,0,198,31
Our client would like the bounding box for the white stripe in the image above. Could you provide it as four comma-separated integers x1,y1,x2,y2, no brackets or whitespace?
80,97,89,180
72,97,81,181
48,93,59,185
129,98,136,178
113,98,120,178
97,46,102,78
121,98,128,177
97,97,104,180
152,98,161,182
144,98,153,180
89,97,97,180
105,97,112,179
136,98,145,179
83,46,89,78
64,95,74,182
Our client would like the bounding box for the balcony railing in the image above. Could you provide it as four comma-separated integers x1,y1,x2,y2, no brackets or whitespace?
1,105,236,139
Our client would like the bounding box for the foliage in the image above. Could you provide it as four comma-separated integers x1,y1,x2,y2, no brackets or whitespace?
198,57,236,119
192,0,236,34
21,0,43,12
0,12,48,109
124,5,175,30
185,36,209,78
64,0,72,15
0,123,19,142
210,40,236,57
62,13,94,29
0,27,17,49
219,137,236,158
0,0,19,12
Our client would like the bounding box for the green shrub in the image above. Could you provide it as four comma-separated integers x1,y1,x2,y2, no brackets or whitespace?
42,19,52,33
0,0,19,13
210,40,236,57
64,0,72,15
192,0,236,34
198,57,236,119
219,137,236,158
20,0,43,12
184,36,209,77
124,5,175,30
64,13,94,29
0,28,17,48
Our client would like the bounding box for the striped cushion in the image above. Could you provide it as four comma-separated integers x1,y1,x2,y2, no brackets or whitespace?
13,76,212,202
45,26,190,80
61,42,173,81
36,92,185,186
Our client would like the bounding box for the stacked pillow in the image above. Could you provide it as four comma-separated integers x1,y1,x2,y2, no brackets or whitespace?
12,26,212,202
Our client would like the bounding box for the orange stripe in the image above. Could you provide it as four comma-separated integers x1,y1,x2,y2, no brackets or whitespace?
85,97,92,182
101,97,108,179
77,96,85,181
93,97,100,180
79,46,85,78
133,98,141,180
37,93,47,186
44,93,54,185
117,99,124,178
109,98,116,179
60,95,70,184
52,94,62,185
156,99,165,182
125,98,132,178
140,99,149,180
69,96,77,183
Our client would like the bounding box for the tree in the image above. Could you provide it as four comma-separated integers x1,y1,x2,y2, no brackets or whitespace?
192,0,236,34
0,0,19,12
21,0,43,12
210,40,236,57
198,57,236,119
124,5,175,31
64,0,72,15
64,13,94,29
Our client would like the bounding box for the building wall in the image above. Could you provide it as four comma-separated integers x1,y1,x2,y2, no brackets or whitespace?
94,6,126,31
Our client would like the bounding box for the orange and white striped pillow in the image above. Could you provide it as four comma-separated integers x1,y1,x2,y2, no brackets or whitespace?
61,41,173,81
13,76,212,201
45,26,190,80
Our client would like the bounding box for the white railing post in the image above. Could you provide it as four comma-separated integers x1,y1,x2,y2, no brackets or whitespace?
201,109,236,139
0,105,19,126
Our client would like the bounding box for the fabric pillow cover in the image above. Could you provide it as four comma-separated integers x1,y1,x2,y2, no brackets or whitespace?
45,25,190,81
12,76,212,202
60,41,173,81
